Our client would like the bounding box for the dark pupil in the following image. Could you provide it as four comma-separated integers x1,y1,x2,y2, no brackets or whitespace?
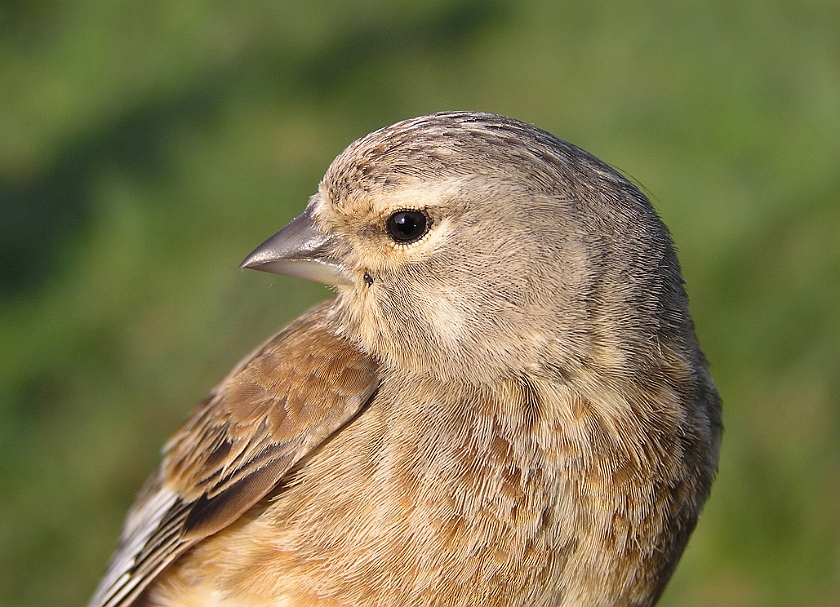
387,211,427,243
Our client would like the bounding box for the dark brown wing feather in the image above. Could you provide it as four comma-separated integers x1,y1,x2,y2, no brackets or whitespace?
88,300,380,607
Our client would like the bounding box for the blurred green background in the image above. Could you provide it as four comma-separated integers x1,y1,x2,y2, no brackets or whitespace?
1,1,838,605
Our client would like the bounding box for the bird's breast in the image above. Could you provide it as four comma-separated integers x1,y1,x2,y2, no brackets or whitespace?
150,374,696,607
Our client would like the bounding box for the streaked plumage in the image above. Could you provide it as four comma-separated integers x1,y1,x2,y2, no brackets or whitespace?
89,112,722,607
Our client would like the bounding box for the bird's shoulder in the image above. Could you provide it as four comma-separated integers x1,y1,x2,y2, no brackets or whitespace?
88,299,380,607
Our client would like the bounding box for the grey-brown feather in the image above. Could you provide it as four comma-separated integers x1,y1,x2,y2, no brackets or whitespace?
89,112,721,607
88,302,379,607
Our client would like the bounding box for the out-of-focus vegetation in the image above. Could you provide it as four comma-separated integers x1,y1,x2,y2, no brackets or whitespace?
1,1,838,605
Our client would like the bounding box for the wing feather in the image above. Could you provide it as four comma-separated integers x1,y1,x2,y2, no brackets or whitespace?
88,301,379,607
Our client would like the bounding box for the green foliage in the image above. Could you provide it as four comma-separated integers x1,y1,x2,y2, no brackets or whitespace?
2,1,838,605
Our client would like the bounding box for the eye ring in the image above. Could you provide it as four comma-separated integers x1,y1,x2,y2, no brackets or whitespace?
385,209,430,244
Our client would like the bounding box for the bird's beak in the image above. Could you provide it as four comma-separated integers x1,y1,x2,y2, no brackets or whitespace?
240,206,353,287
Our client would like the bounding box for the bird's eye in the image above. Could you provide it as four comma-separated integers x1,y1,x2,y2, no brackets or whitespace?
385,210,430,244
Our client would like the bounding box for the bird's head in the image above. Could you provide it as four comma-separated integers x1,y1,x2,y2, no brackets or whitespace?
243,112,690,386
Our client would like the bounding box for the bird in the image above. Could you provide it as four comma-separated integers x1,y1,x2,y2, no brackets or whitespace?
88,111,722,607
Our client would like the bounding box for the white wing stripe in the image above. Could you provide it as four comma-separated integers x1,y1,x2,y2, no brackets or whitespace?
88,488,179,607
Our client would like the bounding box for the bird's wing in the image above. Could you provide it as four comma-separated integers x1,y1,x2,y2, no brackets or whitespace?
88,301,380,607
